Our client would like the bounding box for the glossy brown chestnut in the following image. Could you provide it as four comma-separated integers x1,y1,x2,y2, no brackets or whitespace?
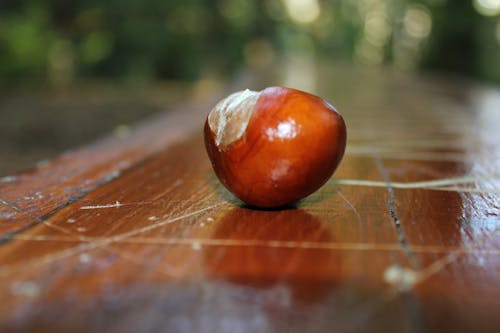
204,86,346,208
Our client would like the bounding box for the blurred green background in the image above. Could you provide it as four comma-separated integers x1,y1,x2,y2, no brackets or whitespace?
2,0,500,86
2,0,500,176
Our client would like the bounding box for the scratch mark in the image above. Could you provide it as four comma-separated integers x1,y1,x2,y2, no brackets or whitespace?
9,235,500,255
347,147,469,162
0,197,22,213
330,174,500,193
381,229,500,301
100,246,187,278
44,220,78,236
0,151,160,247
80,201,123,210
0,203,225,276
0,197,48,245
410,229,500,289
337,190,362,224
428,187,500,194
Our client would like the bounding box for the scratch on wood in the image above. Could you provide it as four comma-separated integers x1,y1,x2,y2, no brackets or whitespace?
0,203,225,277
330,173,500,194
0,197,45,245
337,190,362,224
103,245,188,277
410,228,500,288
9,235,500,255
347,147,468,162
80,201,123,210
0,197,20,212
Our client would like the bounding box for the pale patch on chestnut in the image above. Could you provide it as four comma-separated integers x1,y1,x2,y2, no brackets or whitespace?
207,89,260,148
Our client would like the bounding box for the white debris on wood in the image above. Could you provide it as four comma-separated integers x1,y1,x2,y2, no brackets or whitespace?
10,281,41,298
192,242,202,251
383,264,419,291
79,253,91,263
0,176,17,183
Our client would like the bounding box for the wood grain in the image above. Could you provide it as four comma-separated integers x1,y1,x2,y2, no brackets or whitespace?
0,64,499,333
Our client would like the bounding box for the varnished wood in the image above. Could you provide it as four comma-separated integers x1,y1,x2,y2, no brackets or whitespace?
0,64,499,333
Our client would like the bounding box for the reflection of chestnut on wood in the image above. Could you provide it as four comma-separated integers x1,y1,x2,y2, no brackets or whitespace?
204,87,346,208
203,208,340,303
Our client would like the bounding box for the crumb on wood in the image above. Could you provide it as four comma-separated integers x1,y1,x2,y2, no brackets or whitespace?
383,265,419,291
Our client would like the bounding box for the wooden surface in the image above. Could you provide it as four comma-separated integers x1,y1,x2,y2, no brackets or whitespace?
0,64,499,333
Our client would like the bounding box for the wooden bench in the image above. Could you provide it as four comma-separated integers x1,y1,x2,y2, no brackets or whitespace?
1,64,499,332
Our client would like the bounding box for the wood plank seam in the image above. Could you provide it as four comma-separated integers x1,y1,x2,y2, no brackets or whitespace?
375,159,419,269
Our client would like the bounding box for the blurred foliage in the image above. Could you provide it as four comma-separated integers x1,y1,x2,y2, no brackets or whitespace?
1,0,500,85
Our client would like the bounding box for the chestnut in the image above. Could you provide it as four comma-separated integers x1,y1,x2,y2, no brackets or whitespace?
204,86,346,208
